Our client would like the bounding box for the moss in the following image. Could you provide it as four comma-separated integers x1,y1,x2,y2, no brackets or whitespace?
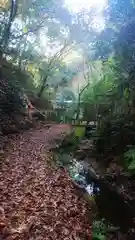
74,126,86,138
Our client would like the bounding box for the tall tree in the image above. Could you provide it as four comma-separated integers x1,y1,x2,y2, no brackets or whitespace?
1,0,18,53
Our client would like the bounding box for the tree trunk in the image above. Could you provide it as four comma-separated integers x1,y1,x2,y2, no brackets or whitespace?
75,82,90,121
38,76,48,98
76,94,81,121
1,0,18,53
38,85,45,98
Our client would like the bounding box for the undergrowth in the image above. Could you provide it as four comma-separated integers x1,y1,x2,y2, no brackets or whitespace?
124,148,135,173
92,218,119,240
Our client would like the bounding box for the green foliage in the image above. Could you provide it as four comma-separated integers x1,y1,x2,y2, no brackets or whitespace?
124,149,135,171
1,0,135,134
92,219,118,240
82,60,115,101
92,233,105,240
92,219,106,240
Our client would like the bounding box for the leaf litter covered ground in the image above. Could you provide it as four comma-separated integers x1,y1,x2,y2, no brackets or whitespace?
0,124,92,240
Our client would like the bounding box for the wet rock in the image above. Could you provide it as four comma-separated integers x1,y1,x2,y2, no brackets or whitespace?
79,139,93,150
75,149,86,160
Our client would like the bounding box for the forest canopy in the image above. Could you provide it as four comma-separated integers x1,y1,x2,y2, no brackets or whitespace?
0,0,135,121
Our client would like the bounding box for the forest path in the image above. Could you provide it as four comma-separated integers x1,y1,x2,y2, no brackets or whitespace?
0,124,91,240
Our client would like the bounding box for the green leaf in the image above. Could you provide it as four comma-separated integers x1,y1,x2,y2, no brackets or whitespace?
128,160,135,170
123,88,129,99
23,27,28,33
74,126,85,138
124,149,135,160
92,233,106,240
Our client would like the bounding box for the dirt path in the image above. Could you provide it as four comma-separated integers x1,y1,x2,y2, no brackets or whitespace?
0,124,91,240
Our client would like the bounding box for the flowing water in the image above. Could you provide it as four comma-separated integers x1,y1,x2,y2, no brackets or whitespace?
51,125,135,238
52,145,135,236
53,149,98,192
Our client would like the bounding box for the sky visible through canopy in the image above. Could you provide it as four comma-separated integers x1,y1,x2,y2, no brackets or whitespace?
39,0,108,63
65,0,107,32
65,0,107,13
9,0,108,61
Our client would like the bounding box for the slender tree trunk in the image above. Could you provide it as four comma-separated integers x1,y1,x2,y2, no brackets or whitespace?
38,76,48,98
1,0,18,53
76,94,81,121
75,82,90,121
38,85,45,98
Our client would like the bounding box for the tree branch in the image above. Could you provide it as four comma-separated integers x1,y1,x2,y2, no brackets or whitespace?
38,42,74,97
10,22,45,39
79,82,90,97
48,42,74,70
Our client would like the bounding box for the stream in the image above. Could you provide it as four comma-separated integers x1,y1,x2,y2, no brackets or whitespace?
52,134,135,238
54,151,100,194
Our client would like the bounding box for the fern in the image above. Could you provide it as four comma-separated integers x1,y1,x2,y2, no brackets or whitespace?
92,232,106,240
128,161,135,170
92,219,106,240
92,219,118,240
124,148,135,171
124,149,135,160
